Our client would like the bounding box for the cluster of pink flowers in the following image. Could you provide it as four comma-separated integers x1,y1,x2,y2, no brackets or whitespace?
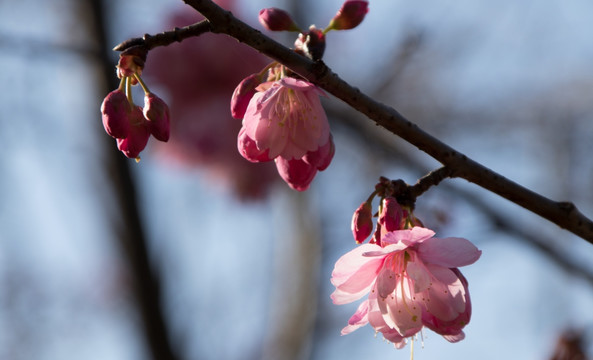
332,178,481,349
101,47,170,161
232,72,334,191
231,1,369,191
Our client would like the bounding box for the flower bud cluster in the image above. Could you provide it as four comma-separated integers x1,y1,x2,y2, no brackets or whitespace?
100,47,170,161
351,177,423,245
258,0,369,60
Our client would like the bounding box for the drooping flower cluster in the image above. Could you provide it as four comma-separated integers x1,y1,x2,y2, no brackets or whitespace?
231,1,369,191
332,178,481,349
101,47,170,161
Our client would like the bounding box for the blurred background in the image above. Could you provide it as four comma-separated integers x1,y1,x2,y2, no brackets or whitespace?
1,0,593,359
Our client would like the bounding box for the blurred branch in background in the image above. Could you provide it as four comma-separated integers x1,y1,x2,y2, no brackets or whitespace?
88,1,181,359
263,191,321,360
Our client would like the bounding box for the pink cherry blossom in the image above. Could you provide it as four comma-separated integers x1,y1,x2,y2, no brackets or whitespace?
331,226,481,347
242,77,329,160
235,75,334,191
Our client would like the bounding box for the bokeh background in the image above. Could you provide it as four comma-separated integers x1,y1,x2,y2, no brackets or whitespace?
1,0,593,359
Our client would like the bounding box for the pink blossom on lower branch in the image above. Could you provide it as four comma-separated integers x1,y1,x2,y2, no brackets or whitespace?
331,226,481,348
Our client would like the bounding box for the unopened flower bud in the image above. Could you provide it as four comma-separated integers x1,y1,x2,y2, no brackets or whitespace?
101,89,131,139
351,201,373,243
259,8,300,32
294,26,326,60
116,106,150,159
327,0,369,31
231,74,261,119
143,93,170,142
379,197,403,232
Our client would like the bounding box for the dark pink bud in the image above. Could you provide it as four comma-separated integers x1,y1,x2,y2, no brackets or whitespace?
116,107,150,159
379,197,403,232
294,26,326,60
101,89,131,139
351,201,373,243
275,157,317,191
303,135,335,170
237,128,272,163
231,74,261,119
143,92,170,142
328,0,369,30
258,8,300,32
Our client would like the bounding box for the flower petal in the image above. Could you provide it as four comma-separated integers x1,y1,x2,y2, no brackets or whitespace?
341,300,369,335
406,260,431,293
443,331,465,343
418,236,481,268
423,265,466,321
376,267,396,299
330,244,384,305
382,227,435,246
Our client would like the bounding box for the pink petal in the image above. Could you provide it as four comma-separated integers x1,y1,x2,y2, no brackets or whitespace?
385,280,423,336
274,157,317,191
376,267,396,299
418,236,481,268
362,243,407,257
382,227,435,246
302,135,335,171
443,332,465,343
423,265,466,321
230,73,260,119
341,300,369,335
406,260,431,293
331,244,384,305
237,127,272,162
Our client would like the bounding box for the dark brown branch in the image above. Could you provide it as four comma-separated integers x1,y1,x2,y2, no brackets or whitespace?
114,20,212,51
409,167,454,200
114,0,593,243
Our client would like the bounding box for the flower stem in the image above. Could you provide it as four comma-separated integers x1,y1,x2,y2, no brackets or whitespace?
134,73,150,94
125,76,134,110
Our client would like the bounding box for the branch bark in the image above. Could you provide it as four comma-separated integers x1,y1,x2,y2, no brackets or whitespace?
116,0,593,243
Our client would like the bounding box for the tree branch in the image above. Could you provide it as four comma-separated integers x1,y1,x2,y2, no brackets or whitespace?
116,0,593,243
113,20,212,51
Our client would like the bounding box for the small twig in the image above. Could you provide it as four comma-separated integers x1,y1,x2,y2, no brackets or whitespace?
114,20,212,51
408,167,454,200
